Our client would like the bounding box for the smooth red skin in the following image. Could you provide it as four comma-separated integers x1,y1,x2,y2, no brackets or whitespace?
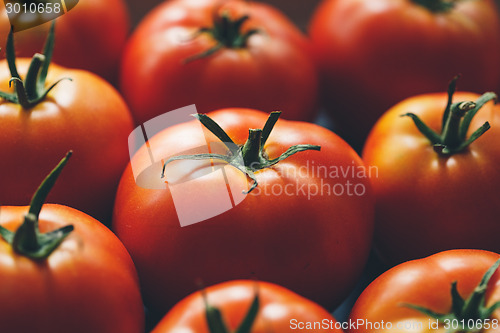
363,92,500,265
309,0,500,145
349,250,500,333
113,108,374,313
120,0,318,125
0,0,130,83
152,280,342,333
0,59,134,224
0,204,144,333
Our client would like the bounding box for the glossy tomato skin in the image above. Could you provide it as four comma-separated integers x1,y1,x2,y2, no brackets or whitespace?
349,250,500,333
0,0,130,83
113,108,374,314
0,60,134,224
152,280,342,333
309,0,500,145
120,0,318,124
0,204,144,333
363,92,500,264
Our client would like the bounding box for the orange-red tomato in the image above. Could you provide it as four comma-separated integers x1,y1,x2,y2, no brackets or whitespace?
309,0,500,145
152,280,342,333
120,0,318,124
363,90,500,264
349,250,500,333
0,59,134,223
0,0,130,82
113,108,374,314
0,204,145,333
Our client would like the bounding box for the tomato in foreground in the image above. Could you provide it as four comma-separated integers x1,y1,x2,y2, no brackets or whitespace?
0,0,130,82
0,153,144,333
152,280,342,333
120,0,318,124
309,0,500,145
349,250,500,333
363,78,500,264
0,25,134,223
113,108,374,314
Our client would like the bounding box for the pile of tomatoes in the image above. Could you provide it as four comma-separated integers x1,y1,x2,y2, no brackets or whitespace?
0,0,499,332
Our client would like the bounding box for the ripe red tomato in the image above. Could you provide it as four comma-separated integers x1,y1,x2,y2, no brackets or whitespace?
309,0,500,145
113,108,374,314
0,153,144,333
152,280,342,333
120,0,318,124
363,80,500,264
349,250,500,333
0,205,145,333
0,29,134,223
0,0,130,82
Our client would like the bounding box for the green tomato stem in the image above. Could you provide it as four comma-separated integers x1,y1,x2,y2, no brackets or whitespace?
0,152,74,260
0,21,68,110
441,101,476,149
161,112,321,193
241,129,264,168
185,11,260,63
411,0,456,13
403,76,497,156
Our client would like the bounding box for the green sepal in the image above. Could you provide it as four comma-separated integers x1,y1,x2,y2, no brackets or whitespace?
481,301,500,319
450,281,465,317
459,92,497,141
401,303,451,320
235,292,260,333
260,144,321,169
455,122,490,153
161,153,232,179
0,217,14,244
441,75,459,132
6,25,20,80
0,90,18,104
193,113,237,153
401,113,442,145
260,111,281,151
204,292,230,333
38,21,56,93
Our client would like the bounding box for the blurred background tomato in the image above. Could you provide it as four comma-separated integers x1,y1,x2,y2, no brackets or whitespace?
0,0,129,83
126,0,321,30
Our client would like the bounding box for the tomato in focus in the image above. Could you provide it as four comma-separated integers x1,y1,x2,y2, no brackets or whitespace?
113,108,374,314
